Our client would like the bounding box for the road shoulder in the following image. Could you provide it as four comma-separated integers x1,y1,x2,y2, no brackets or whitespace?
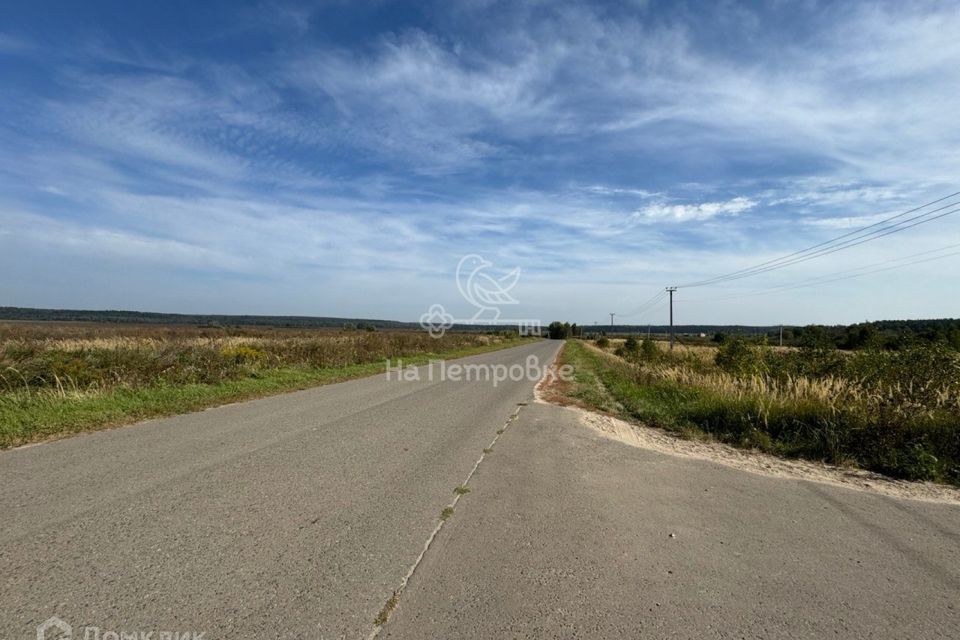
381,401,960,639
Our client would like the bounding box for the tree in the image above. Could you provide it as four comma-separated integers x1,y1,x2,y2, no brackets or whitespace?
715,336,765,375
547,321,569,339
640,337,659,361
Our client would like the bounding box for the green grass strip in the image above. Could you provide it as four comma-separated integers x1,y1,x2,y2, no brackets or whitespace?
0,339,531,449
561,340,958,485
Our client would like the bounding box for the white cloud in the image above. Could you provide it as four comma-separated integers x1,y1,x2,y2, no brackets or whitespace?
582,185,660,198
2,1,960,323
634,197,757,223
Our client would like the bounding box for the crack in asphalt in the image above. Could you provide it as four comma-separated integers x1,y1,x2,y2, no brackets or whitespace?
367,402,527,638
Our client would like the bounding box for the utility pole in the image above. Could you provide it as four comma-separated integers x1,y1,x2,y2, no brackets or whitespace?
779,324,784,347
609,312,615,328
666,287,677,350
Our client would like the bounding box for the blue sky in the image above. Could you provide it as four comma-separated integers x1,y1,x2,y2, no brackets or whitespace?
1,0,959,325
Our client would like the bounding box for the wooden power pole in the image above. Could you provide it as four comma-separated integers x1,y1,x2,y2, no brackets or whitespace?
666,287,677,350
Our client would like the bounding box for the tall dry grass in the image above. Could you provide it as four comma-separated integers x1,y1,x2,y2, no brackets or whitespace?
0,322,507,396
583,337,960,484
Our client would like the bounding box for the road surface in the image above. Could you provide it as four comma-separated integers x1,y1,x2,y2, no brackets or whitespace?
2,340,958,639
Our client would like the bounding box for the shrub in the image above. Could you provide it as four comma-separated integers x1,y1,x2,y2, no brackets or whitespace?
221,345,268,365
871,442,941,482
640,338,659,362
715,337,765,375
595,337,610,349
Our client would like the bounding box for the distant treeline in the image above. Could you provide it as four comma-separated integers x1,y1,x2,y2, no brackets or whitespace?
778,319,960,350
0,306,411,329
4,308,958,349
0,306,513,334
596,324,783,336
560,319,960,350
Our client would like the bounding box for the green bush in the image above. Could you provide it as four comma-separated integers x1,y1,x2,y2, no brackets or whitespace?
715,337,765,375
640,338,659,362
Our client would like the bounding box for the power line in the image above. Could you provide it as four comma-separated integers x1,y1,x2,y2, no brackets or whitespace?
618,192,960,332
632,298,668,320
619,289,667,318
683,241,960,303
691,202,960,287
680,192,960,287
756,247,960,296
679,192,960,288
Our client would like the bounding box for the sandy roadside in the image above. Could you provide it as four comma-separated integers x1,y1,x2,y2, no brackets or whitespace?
535,347,960,505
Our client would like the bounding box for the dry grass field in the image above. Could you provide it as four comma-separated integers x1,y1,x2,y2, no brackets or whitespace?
0,322,528,448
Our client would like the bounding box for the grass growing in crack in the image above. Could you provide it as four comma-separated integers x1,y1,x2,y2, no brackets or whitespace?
482,447,493,454
374,590,400,626
441,507,454,520
496,428,505,434
453,485,470,495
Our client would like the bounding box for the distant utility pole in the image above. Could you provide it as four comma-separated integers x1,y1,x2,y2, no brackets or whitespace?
666,287,677,350
609,312,616,328
779,324,784,347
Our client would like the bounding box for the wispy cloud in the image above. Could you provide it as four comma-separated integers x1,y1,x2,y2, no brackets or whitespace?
1,0,959,323
634,197,757,223
582,185,660,198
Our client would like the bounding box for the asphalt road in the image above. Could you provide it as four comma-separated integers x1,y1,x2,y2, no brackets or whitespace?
382,402,960,639
3,339,959,639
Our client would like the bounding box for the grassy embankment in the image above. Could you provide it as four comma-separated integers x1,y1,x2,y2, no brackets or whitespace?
0,323,532,448
561,337,960,485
